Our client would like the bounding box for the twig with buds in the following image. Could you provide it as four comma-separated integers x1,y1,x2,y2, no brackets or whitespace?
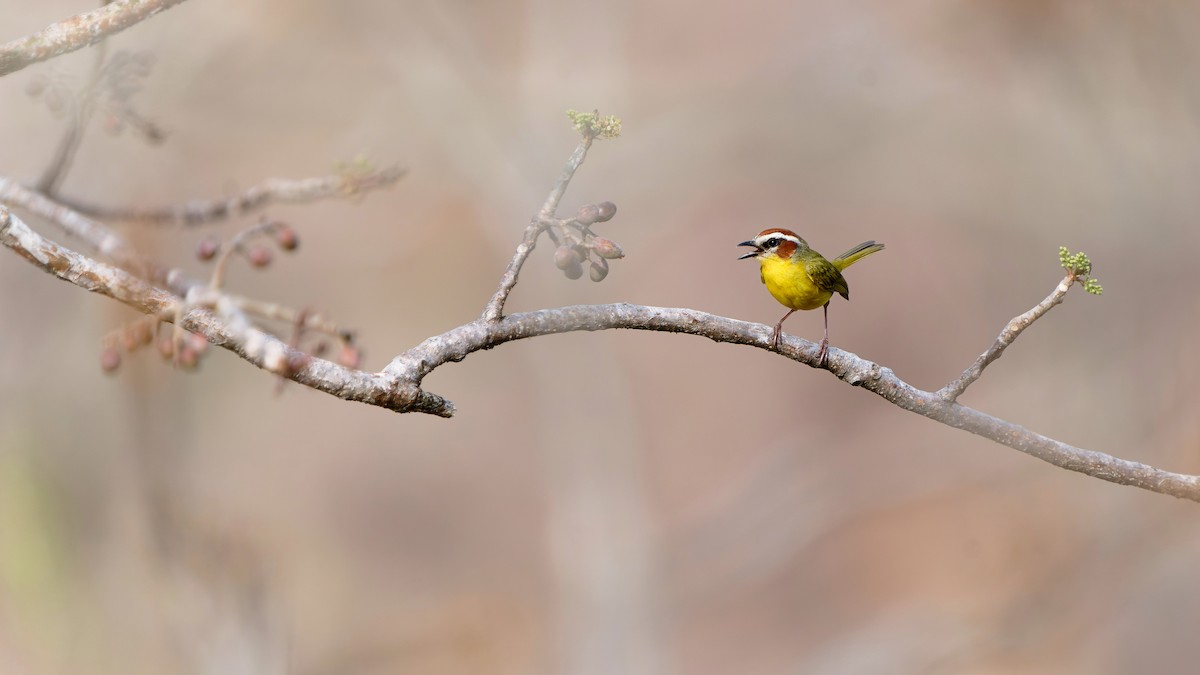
938,248,1104,402
482,110,624,322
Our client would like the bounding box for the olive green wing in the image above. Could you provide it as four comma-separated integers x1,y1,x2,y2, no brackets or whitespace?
806,256,850,300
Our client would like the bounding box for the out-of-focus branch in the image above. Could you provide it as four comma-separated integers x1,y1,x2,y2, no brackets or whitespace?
482,135,594,322
0,175,139,268
0,205,442,415
35,3,113,197
0,0,189,77
482,110,621,322
57,167,407,226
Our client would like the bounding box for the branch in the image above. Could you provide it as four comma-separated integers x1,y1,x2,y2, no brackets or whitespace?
56,166,407,225
3,105,1187,504
6,200,1198,500
938,274,1074,402
35,2,113,198
0,205,445,416
0,0,189,78
939,248,1102,403
375,304,1195,501
480,110,622,322
481,134,593,322
0,175,140,268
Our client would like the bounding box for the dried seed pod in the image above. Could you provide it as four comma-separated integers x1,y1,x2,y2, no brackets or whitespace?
133,321,154,347
177,346,200,371
562,256,584,280
196,236,220,261
576,203,601,226
589,258,609,282
188,332,209,355
157,336,175,360
274,224,299,251
554,246,577,270
247,245,273,268
100,348,121,373
337,343,362,369
591,237,624,259
595,201,617,222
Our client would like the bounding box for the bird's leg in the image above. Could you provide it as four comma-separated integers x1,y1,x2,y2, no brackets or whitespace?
771,309,796,350
816,302,830,365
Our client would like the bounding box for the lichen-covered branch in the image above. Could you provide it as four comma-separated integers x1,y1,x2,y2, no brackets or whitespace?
0,0,190,77
0,175,139,267
378,303,1197,501
6,200,1198,500
0,205,441,415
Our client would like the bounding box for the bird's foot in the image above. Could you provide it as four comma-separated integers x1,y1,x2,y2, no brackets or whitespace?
816,338,829,366
770,325,782,350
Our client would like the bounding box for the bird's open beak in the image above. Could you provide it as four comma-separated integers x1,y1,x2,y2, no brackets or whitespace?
737,240,760,260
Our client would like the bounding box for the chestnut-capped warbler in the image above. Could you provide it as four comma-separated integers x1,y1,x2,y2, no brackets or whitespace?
738,228,884,363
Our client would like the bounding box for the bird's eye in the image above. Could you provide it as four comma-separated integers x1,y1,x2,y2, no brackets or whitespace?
764,238,780,248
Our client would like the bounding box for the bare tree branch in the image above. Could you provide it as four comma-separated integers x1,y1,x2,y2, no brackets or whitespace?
35,2,113,197
482,134,594,322
6,197,1198,500
56,167,407,225
0,0,189,78
3,83,1190,505
381,302,1199,502
0,175,140,267
0,205,445,416
938,275,1075,402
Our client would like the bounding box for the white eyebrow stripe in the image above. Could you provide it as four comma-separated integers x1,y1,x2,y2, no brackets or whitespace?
755,233,802,246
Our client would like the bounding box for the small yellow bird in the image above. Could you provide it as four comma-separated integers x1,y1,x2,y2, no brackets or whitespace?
738,228,884,363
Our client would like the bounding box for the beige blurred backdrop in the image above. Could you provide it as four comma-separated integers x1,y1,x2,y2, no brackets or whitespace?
2,1,1200,673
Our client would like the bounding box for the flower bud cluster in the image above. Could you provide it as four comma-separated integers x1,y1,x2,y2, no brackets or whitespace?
552,201,624,283
100,318,208,374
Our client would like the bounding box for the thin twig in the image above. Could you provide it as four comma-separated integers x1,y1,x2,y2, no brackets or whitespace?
938,274,1076,402
0,0,189,78
233,296,351,341
56,167,406,225
35,4,112,197
481,134,594,322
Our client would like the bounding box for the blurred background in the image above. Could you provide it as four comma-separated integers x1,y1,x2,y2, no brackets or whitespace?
2,1,1200,673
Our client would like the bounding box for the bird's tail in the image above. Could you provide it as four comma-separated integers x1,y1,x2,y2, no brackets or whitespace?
832,241,885,271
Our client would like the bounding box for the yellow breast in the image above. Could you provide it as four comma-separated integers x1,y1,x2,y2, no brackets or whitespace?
759,256,832,311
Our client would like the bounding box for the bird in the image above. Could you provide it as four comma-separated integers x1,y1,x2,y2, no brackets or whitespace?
738,228,884,363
